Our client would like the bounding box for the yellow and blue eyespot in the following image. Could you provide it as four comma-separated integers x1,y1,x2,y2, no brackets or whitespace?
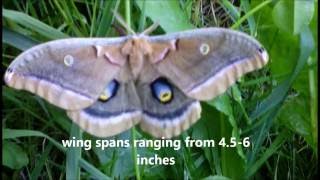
151,78,173,104
99,80,119,102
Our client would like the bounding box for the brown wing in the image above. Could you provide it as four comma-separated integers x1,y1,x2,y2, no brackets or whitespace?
4,37,128,110
148,28,268,100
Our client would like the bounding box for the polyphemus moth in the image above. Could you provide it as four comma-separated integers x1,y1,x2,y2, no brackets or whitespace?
4,28,268,138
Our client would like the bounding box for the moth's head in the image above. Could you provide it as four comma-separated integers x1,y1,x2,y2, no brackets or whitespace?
121,36,152,56
131,37,153,55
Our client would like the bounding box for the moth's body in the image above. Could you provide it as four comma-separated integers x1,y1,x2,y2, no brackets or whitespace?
122,36,151,79
106,35,177,82
4,28,268,138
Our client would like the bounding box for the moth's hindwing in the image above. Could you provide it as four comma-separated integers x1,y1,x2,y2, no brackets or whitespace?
67,80,142,137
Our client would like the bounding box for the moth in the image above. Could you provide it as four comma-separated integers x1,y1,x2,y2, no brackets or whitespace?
4,27,268,138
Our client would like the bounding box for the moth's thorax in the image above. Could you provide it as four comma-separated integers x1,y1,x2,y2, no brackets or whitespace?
121,37,153,78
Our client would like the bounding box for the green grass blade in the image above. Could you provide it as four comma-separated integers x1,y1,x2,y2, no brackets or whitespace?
52,0,89,36
231,0,272,30
30,143,53,180
66,124,82,180
3,140,29,169
251,27,315,119
89,0,99,37
241,0,256,35
202,175,231,180
247,105,281,169
138,0,146,32
220,0,240,23
3,129,111,179
3,129,65,151
308,57,318,151
3,8,68,39
135,0,193,32
3,27,38,50
245,130,290,177
3,89,53,126
96,0,119,37
79,159,112,180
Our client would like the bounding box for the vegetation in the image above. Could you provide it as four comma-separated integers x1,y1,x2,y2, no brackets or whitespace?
2,0,317,179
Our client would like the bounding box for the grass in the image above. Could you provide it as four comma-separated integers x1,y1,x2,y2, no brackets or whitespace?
2,0,318,179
